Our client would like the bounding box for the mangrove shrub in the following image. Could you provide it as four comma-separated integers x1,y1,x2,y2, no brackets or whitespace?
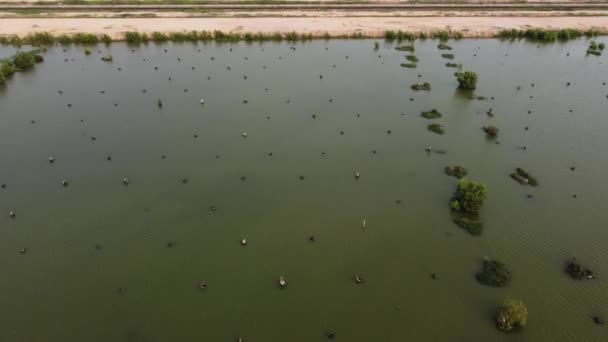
455,71,478,90
451,179,488,215
495,299,528,332
476,259,512,287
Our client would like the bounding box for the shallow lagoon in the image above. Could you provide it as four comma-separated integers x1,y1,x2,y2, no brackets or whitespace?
1,38,608,341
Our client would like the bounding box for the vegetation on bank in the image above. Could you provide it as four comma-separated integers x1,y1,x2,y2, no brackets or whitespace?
476,258,512,287
495,299,528,332
497,28,605,42
0,50,44,85
455,71,478,90
0,28,606,46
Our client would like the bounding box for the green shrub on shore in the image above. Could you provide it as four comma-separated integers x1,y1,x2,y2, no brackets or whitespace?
125,31,149,44
153,32,169,42
72,33,99,44
385,30,416,41
0,50,43,85
23,32,54,46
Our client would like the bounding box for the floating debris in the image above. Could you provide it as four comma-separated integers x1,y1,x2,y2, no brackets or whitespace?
278,276,287,288
122,177,129,185
240,238,247,246
354,274,364,284
9,211,16,218
61,180,69,187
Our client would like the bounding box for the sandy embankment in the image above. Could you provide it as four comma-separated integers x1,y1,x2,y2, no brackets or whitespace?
1,16,608,38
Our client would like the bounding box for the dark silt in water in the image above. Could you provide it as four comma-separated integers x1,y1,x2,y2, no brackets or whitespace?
1,38,608,341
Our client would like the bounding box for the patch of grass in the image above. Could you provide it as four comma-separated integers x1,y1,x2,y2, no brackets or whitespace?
441,53,455,60
587,40,603,56
84,48,91,56
410,82,431,91
400,62,417,69
374,41,379,50
420,109,441,119
445,62,459,68
427,123,445,135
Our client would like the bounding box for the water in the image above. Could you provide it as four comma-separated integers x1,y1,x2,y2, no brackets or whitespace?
1,38,608,342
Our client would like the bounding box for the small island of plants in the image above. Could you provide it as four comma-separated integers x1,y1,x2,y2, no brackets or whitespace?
444,166,468,179
476,258,512,287
427,123,445,135
565,258,595,280
455,71,478,90
411,82,431,91
420,109,442,119
495,299,528,332
510,168,538,186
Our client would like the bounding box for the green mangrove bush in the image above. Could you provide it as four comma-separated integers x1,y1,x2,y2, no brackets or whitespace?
454,217,483,235
444,166,467,179
495,299,528,332
451,179,488,215
427,123,445,135
420,109,441,119
455,71,478,90
410,82,430,91
476,258,512,287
